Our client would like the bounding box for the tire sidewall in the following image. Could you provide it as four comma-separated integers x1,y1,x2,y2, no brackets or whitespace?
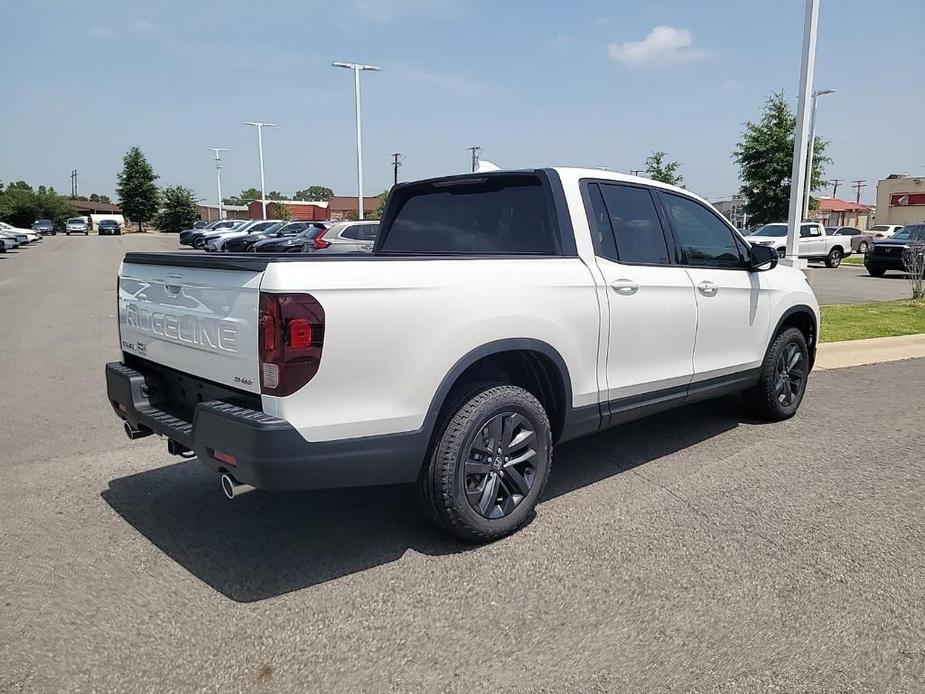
431,386,552,541
766,328,809,418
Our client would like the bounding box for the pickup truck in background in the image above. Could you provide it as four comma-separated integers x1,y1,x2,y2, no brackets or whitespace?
106,168,819,541
744,221,849,267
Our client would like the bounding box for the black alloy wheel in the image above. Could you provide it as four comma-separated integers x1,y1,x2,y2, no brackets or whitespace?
463,412,538,519
774,341,805,407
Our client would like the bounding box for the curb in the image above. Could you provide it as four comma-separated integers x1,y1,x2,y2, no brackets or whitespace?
815,333,925,370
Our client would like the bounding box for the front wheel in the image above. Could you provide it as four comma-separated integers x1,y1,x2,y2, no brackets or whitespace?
743,327,809,421
825,248,842,268
417,384,552,542
867,267,886,278
777,247,786,259
857,241,869,254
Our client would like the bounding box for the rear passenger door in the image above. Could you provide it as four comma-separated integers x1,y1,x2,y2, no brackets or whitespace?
657,191,771,380
585,182,697,412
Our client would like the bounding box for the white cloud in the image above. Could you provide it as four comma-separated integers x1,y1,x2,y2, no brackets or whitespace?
131,20,156,34
87,26,113,39
608,26,710,67
353,0,460,23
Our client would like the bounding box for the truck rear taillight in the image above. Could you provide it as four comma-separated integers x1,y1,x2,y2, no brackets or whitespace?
312,229,331,250
258,292,325,397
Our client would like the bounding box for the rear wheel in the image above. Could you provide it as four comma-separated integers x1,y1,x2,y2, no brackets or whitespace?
868,267,885,277
777,247,786,259
857,240,869,254
825,248,843,268
743,327,809,421
417,384,552,542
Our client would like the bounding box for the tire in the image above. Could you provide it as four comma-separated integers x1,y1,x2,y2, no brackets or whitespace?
743,327,809,421
825,247,843,268
777,247,786,259
867,267,886,278
193,237,205,249
417,383,552,543
857,241,869,254
66,232,70,236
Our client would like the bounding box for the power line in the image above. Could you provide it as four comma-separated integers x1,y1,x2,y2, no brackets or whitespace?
851,179,867,204
391,152,403,187
467,145,481,173
828,178,842,197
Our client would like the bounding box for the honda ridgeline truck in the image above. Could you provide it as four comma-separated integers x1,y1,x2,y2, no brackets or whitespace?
106,168,819,541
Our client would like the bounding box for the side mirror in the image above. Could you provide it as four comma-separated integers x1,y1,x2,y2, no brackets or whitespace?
748,244,778,272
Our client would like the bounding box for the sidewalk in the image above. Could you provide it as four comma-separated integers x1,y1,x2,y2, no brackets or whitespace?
815,333,925,370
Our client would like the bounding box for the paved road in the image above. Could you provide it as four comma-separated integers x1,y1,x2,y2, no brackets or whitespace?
2,235,924,693
810,264,911,305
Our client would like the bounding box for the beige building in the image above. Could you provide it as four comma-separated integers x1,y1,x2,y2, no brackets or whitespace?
875,174,925,226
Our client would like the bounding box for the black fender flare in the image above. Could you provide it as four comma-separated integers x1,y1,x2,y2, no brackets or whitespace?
421,338,577,444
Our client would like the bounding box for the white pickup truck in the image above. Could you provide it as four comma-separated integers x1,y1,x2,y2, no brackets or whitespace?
106,168,819,541
744,221,850,267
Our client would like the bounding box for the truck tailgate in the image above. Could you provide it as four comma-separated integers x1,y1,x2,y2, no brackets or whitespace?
118,260,262,393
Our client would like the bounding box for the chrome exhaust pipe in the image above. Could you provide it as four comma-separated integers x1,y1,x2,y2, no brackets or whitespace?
221,473,255,500
124,421,152,440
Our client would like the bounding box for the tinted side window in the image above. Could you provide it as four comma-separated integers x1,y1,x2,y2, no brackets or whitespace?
585,183,618,260
342,224,379,240
381,177,557,254
598,184,670,265
661,193,745,268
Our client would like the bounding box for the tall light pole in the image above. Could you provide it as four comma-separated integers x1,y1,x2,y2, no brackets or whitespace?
332,62,381,219
205,148,228,220
784,0,821,268
243,122,278,219
802,88,835,220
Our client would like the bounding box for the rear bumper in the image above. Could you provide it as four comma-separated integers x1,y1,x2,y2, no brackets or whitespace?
105,361,425,491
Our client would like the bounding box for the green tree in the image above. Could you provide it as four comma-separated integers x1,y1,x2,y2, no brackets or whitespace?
371,189,390,220
224,187,262,206
267,190,289,200
294,186,334,202
0,185,74,228
733,91,830,226
644,151,684,186
116,147,160,232
154,185,200,233
275,201,293,221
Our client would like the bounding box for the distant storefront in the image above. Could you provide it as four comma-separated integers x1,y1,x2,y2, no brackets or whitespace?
875,174,925,226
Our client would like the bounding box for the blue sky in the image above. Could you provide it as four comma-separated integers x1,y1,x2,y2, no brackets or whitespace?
2,0,923,205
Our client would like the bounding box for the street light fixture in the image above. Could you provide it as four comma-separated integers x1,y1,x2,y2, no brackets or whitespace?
803,88,836,220
205,148,228,221
332,62,381,220
243,122,279,219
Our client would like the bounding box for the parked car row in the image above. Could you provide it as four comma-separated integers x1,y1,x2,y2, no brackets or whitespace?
178,218,379,255
28,217,124,236
0,221,43,253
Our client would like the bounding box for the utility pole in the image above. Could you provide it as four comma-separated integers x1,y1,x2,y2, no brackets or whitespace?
852,180,866,204
629,169,645,177
243,122,279,219
829,179,842,198
391,152,403,187
468,145,481,173
70,169,78,197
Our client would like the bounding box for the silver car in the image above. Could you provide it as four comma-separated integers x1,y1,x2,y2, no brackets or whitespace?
303,220,379,254
65,217,89,235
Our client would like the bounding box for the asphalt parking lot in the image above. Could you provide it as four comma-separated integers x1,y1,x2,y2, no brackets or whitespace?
2,234,924,693
810,263,912,305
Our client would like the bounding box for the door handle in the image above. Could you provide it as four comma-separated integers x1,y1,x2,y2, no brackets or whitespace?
610,279,639,295
697,281,718,297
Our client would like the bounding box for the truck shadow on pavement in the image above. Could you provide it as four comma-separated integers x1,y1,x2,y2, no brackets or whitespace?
102,396,750,603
